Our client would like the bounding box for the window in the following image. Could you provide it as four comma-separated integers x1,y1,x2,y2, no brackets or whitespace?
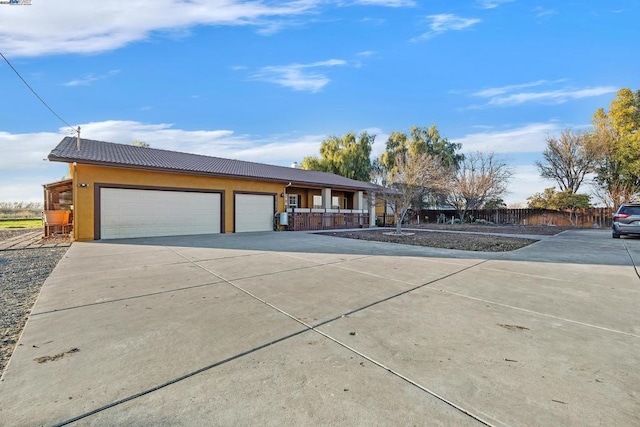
332,196,340,209
288,194,299,208
313,195,322,208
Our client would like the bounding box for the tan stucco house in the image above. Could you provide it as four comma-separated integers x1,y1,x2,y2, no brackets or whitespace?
45,137,377,241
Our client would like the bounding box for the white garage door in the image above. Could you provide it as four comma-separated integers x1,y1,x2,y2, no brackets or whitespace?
100,188,221,239
235,194,274,232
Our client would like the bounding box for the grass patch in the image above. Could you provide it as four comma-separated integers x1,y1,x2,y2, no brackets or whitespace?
0,218,42,229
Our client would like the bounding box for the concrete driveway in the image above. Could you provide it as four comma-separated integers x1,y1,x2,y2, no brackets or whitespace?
1,229,639,426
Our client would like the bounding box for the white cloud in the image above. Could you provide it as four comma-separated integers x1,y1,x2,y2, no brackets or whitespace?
0,129,71,202
505,164,555,206
0,0,321,57
352,0,415,6
0,120,329,202
466,81,617,108
0,176,68,203
250,59,347,92
486,86,618,106
533,7,556,18
472,80,551,97
0,120,584,206
477,0,514,9
0,0,418,57
413,14,481,41
357,50,376,57
0,130,72,172
451,121,566,205
63,70,120,87
359,17,386,25
452,122,564,154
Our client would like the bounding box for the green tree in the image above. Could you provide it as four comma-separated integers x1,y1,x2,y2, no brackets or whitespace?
591,88,640,208
301,132,374,181
527,187,558,209
527,187,591,226
132,140,150,148
377,124,463,210
379,124,463,172
483,198,507,210
535,129,597,194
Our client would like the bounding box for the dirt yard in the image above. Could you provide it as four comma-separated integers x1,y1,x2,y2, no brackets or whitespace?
321,223,572,252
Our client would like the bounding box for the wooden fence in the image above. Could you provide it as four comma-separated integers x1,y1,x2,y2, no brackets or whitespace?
379,208,615,228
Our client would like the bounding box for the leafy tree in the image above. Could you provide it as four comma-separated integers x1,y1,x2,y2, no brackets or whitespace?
379,124,463,173
527,187,591,226
590,88,640,208
301,132,374,181
132,140,150,148
483,198,507,210
528,188,591,210
376,124,463,211
535,129,597,194
445,152,513,221
527,187,558,209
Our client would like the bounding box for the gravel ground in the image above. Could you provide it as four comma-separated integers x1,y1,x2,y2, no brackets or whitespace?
0,232,68,376
322,228,539,252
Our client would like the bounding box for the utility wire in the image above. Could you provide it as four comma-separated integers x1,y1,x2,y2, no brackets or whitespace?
0,50,77,134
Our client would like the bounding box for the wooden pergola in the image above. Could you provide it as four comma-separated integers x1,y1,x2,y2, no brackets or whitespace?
43,179,73,236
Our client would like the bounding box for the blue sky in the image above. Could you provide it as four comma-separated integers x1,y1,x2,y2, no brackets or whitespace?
1,0,638,205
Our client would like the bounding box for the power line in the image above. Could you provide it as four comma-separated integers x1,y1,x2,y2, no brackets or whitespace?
0,50,77,134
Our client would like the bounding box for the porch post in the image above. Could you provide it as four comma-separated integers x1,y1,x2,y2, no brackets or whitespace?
353,191,364,210
321,188,332,229
321,188,332,209
369,193,376,227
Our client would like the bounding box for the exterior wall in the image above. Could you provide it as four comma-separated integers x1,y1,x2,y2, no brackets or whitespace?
307,189,321,208
286,188,308,208
72,164,286,241
286,189,351,209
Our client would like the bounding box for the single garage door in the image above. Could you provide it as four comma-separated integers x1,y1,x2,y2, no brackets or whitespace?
235,194,274,232
100,188,221,239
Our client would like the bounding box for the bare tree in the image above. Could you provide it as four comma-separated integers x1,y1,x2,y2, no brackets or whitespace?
446,152,513,221
590,180,638,209
377,153,451,234
535,129,597,194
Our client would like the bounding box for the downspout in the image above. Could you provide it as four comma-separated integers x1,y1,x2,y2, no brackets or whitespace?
280,182,292,230
283,182,292,209
72,162,77,241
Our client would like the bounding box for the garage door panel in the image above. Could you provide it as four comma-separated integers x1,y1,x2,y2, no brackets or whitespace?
235,194,274,233
101,188,221,239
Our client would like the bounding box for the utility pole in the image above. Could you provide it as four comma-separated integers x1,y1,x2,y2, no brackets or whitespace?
76,126,81,150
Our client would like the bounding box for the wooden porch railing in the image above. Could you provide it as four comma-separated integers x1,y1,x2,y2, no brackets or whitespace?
287,210,369,231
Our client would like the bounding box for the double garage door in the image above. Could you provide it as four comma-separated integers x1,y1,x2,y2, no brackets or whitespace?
99,188,273,239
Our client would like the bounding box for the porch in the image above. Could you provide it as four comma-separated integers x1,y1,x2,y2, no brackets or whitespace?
285,208,370,231
43,179,73,237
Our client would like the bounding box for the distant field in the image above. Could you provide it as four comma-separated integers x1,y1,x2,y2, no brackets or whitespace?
0,218,42,229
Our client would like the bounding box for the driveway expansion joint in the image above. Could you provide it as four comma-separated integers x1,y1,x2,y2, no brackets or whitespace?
164,246,498,426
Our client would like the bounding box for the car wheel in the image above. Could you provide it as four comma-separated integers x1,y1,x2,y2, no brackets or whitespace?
613,233,620,239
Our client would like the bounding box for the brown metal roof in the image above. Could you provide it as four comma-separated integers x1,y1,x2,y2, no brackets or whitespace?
48,137,377,191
